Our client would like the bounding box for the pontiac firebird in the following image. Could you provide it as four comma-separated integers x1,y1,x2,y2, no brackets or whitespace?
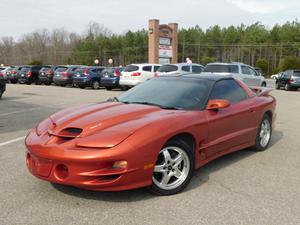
25,74,276,195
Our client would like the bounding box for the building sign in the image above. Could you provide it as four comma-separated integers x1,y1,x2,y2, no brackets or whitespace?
159,58,170,64
159,38,171,46
159,45,173,58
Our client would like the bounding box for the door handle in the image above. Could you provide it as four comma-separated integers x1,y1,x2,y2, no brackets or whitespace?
249,108,255,113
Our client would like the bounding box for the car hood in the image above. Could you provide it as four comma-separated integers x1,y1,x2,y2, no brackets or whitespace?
45,102,180,148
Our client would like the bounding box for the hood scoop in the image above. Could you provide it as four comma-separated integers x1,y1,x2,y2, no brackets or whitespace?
52,127,83,139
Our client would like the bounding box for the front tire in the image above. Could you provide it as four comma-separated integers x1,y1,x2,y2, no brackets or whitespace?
0,86,3,99
285,84,291,91
252,114,272,151
275,82,280,90
150,140,194,195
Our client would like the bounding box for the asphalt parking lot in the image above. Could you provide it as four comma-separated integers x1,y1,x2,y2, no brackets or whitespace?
1,80,300,225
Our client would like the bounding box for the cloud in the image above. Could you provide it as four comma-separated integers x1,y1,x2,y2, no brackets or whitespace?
227,0,300,14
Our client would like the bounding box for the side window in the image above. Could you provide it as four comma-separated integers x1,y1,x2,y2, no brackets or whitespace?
182,66,190,72
142,66,152,72
192,66,202,73
241,66,250,75
248,67,257,76
154,66,160,72
209,80,248,104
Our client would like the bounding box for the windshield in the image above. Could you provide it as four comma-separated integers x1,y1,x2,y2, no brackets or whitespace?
124,65,139,72
204,64,239,73
157,65,178,73
116,77,213,110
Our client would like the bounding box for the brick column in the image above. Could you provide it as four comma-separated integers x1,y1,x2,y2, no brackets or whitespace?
148,19,159,64
168,23,178,63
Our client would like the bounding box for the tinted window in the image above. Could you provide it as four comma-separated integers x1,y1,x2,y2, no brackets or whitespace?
154,66,160,72
157,65,178,72
192,65,203,73
209,79,248,104
124,65,139,72
142,66,152,72
118,78,213,110
204,64,239,73
56,67,68,72
182,66,190,72
293,71,300,77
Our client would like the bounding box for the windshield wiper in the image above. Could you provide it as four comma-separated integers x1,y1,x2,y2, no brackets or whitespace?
120,101,182,110
107,97,119,102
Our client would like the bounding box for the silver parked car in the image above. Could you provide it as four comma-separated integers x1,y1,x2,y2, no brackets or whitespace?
203,62,267,87
156,63,204,76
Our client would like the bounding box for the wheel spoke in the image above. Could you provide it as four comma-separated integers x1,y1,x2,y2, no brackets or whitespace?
163,149,172,162
173,168,183,179
173,153,183,167
154,164,165,173
160,172,172,185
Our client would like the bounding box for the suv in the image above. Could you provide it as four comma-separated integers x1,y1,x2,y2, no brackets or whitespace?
18,65,43,84
6,66,25,84
100,67,124,90
156,63,204,76
73,66,106,89
119,63,161,88
53,65,82,87
39,65,67,85
275,70,300,91
203,62,266,87
0,71,6,99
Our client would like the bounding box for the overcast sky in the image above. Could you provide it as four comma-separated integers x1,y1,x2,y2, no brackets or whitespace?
0,0,299,39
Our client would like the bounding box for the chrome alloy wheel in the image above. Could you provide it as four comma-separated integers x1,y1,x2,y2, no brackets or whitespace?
152,146,190,190
260,119,271,148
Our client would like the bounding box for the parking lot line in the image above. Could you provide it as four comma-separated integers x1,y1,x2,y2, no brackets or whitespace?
0,136,26,147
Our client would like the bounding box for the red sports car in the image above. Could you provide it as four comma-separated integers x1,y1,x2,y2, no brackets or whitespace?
25,75,276,195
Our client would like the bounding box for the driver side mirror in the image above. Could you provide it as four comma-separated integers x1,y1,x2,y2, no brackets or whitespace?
206,99,230,110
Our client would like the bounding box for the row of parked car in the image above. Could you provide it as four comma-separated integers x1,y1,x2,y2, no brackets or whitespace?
0,62,268,99
2,61,267,87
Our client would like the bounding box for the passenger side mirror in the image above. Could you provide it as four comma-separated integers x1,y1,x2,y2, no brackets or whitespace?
206,99,230,110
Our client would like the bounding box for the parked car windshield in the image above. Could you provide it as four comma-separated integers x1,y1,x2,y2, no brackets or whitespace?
55,67,68,72
204,64,239,73
293,71,300,77
124,65,139,72
157,65,178,72
117,77,213,110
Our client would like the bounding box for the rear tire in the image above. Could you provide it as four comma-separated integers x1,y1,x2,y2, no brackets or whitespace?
91,81,100,89
285,84,291,91
60,84,66,87
149,139,194,195
105,87,112,90
79,85,85,89
261,82,267,87
252,114,272,151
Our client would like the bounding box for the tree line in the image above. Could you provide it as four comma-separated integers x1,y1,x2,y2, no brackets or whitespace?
1,21,300,75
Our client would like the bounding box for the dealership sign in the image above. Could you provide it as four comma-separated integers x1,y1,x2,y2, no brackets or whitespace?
159,45,173,58
159,38,171,45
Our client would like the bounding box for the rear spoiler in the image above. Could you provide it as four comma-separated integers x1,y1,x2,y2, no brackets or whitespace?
250,86,273,96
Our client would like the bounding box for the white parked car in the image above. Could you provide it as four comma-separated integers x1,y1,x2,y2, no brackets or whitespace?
271,73,282,80
119,64,161,88
203,62,267,87
156,63,204,76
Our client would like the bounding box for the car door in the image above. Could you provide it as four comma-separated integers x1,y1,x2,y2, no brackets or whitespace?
203,79,257,157
240,65,252,86
141,65,153,82
248,66,262,86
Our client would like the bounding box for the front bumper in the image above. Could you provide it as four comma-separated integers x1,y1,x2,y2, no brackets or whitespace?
25,129,154,191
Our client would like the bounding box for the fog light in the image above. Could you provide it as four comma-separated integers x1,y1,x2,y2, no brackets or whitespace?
55,164,69,180
26,153,32,169
113,161,127,169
